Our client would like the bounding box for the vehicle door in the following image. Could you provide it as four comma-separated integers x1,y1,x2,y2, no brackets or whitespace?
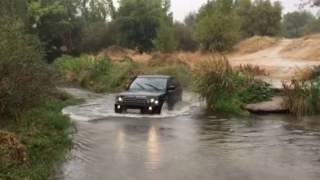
167,78,180,104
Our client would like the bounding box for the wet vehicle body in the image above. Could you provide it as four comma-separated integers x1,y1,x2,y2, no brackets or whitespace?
114,75,182,114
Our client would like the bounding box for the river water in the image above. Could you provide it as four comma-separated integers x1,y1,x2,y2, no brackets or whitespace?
60,88,320,180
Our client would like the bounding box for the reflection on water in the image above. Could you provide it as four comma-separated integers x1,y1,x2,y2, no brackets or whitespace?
147,126,160,170
61,88,320,180
116,129,125,153
62,114,320,180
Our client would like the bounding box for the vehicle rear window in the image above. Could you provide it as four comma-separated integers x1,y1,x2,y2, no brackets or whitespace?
129,77,167,91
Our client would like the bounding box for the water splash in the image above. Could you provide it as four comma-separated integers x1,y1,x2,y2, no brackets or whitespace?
62,88,201,121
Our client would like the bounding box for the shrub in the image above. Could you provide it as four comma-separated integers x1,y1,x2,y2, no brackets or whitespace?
282,80,320,118
193,55,273,114
240,80,273,104
0,18,55,118
0,97,77,179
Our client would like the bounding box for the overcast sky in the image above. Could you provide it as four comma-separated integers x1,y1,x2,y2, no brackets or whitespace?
171,0,318,21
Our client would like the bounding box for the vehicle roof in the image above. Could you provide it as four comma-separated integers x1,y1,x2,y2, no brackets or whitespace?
137,75,171,79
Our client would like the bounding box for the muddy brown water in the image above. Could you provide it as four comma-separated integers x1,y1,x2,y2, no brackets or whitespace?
60,88,320,180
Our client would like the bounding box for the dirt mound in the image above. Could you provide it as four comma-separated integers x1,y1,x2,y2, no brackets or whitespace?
148,51,209,67
101,45,137,58
98,46,152,63
98,46,211,66
281,33,320,61
233,36,280,54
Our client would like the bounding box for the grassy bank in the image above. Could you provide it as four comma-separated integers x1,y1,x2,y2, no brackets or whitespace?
0,95,79,180
54,55,192,92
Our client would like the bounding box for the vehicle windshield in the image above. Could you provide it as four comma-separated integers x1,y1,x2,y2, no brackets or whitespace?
129,77,167,92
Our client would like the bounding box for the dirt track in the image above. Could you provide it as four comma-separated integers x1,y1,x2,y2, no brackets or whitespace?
229,39,320,80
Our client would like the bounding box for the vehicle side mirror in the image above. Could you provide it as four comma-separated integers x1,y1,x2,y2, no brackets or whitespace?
168,85,176,92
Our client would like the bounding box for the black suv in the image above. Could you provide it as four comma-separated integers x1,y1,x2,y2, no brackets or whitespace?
114,75,182,114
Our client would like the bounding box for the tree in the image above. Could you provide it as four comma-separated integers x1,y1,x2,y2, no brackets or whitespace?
28,0,81,61
114,0,173,52
236,0,253,38
235,0,282,37
301,0,320,6
0,0,28,20
304,18,320,34
27,0,115,61
173,22,198,51
194,0,240,52
78,0,114,22
184,13,197,28
79,21,117,53
282,11,316,38
153,19,177,52
0,17,55,117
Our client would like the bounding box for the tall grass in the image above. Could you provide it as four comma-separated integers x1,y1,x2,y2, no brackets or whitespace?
295,66,320,81
282,80,320,118
283,66,320,118
193,56,243,114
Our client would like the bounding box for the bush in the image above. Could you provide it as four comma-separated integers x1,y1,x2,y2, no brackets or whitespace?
240,81,273,103
193,55,273,114
0,97,77,179
0,18,55,118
